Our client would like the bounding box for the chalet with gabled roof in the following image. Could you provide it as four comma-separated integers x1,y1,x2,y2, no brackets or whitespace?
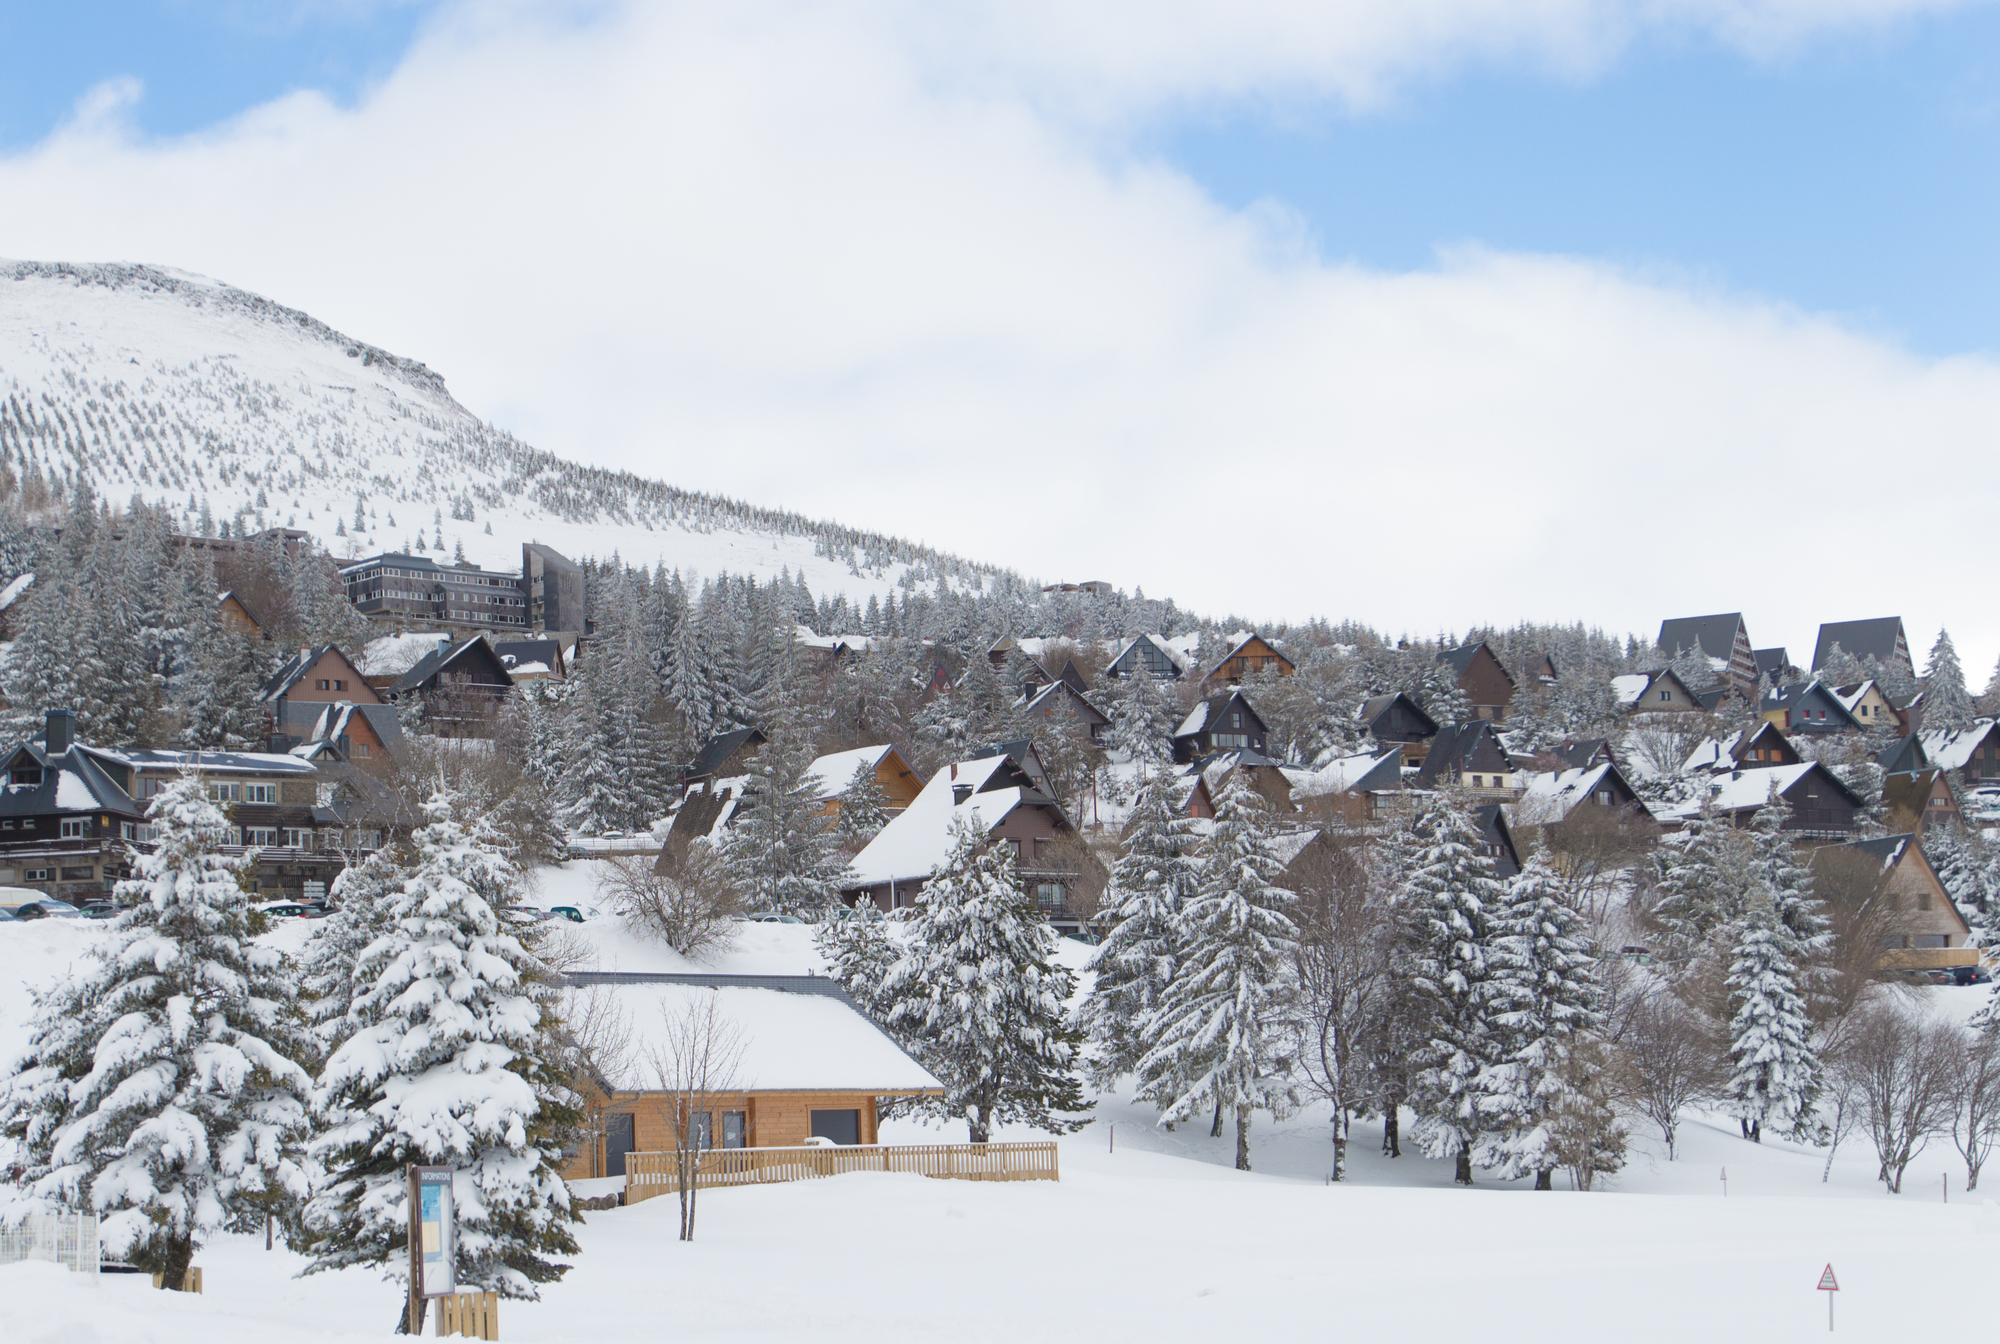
385,636,515,735
1760,680,1862,736
1814,618,1913,677
1174,690,1269,763
803,745,922,818
1475,804,1523,878
684,728,769,793
1832,680,1905,734
1016,680,1108,743
1919,719,2000,785
1877,734,1929,775
1513,761,1649,826
1436,642,1516,720
1657,613,1758,694
1882,769,1960,837
1753,647,1799,690
1415,721,1519,797
218,590,269,640
1813,834,1972,972
1358,692,1438,754
1683,721,1801,774
1653,761,1865,838
1613,668,1706,714
1104,634,1187,682
1202,635,1294,687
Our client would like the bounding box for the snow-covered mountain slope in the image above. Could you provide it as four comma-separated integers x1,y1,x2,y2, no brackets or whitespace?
0,261,1001,598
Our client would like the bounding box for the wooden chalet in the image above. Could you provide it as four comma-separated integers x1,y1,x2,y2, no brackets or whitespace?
1016,680,1109,743
259,645,384,744
1555,738,1617,769
1202,634,1294,687
1812,835,1973,972
1759,680,1862,736
217,590,269,640
1920,720,2000,786
1513,761,1648,826
1357,692,1438,760
558,973,944,1181
1654,761,1865,839
1877,733,1929,776
1415,721,1519,798
1657,613,1759,695
493,638,568,682
1882,769,1961,837
684,728,770,793
843,754,1102,928
1474,804,1523,878
1104,633,1187,682
1832,680,1904,734
803,745,923,818
1436,642,1516,721
1612,668,1706,714
969,740,1056,798
1289,747,1405,822
288,702,406,769
1173,690,1269,763
385,637,516,735
1682,721,1802,774
1813,617,1913,678
1754,647,1800,691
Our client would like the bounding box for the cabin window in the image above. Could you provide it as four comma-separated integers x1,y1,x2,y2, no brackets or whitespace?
120,823,135,840
1880,935,1908,949
356,743,371,758
1471,776,1483,787
810,1109,860,1146
1914,934,1949,950
244,784,277,804
1035,883,1065,912
11,766,42,786
316,679,331,690
22,867,52,882
1596,791,1612,805
244,828,278,847
284,829,313,849
1,820,12,830
721,1112,747,1149
209,783,241,803
59,866,93,881
1659,690,1670,701
59,819,87,839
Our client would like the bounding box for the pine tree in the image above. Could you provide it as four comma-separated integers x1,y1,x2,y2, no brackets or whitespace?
1105,667,1175,765
1133,774,1299,1170
813,896,901,1029
883,815,1088,1143
1081,763,1204,1087
834,757,892,853
301,844,409,1050
1923,628,1977,737
1648,797,1750,959
1745,790,1832,969
1476,859,1613,1188
0,776,315,1287
1397,788,1508,1184
305,791,578,1307
1723,897,1821,1143
727,714,847,919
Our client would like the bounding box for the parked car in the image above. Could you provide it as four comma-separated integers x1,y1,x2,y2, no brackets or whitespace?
78,901,118,921
254,901,310,920
0,891,86,920
747,912,805,924
1951,966,1993,986
0,907,18,922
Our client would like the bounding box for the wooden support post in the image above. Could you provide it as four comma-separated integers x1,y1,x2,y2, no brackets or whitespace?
406,1165,423,1337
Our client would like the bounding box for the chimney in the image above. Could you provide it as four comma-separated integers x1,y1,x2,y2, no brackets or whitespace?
953,785,973,805
45,708,75,756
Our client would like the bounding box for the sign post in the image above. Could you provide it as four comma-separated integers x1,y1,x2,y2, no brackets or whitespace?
1720,1166,1727,1198
407,1166,457,1335
1817,1263,1839,1332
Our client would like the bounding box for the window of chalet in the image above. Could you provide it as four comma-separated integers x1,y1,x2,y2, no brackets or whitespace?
1914,934,1949,950
59,819,87,839
11,766,42,786
1035,883,1065,911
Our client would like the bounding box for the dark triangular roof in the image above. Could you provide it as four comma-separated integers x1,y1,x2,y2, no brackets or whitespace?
1358,692,1438,738
1813,618,1909,671
389,638,515,695
1657,614,1746,660
686,727,767,781
1877,733,1928,773
1436,641,1515,687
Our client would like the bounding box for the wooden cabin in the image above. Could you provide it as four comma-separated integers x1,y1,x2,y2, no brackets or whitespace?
1436,642,1516,721
1813,835,1975,972
559,975,943,1183
1202,635,1294,687
804,745,923,818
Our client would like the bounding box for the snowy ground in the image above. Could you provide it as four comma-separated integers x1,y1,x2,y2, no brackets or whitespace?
6,906,1999,1342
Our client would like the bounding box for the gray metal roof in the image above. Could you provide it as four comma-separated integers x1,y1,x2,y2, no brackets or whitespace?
1813,618,1909,671
1657,614,1746,660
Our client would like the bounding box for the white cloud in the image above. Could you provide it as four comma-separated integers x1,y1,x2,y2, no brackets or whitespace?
0,0,1993,672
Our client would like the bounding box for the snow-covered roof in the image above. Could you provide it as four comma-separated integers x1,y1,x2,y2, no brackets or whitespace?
1611,673,1651,706
803,745,893,803
357,631,455,677
1175,700,1209,738
1514,764,1615,823
0,573,32,612
1652,763,1819,822
845,757,1028,887
99,747,319,776
1681,731,1744,774
1289,748,1402,798
1921,720,1996,772
591,980,941,1093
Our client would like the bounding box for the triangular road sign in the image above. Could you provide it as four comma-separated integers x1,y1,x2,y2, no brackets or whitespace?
1817,1264,1839,1292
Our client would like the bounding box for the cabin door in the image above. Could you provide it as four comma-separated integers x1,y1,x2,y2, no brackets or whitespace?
605,1112,635,1179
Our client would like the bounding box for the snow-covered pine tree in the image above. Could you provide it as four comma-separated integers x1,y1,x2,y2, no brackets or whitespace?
1133,773,1299,1169
1397,788,1508,1184
813,895,901,1029
1819,642,1867,687
1104,665,1175,765
0,776,315,1287
304,791,578,1309
883,814,1088,1143
1648,796,1750,960
1926,823,2000,949
727,712,847,919
1982,655,2000,718
1080,762,1204,1087
1477,858,1612,1188
1722,896,1821,1143
834,757,892,853
1744,789,1833,972
1923,628,1977,737
300,844,409,1050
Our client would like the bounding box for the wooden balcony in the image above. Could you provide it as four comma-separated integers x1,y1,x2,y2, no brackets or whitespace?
623,1141,1059,1203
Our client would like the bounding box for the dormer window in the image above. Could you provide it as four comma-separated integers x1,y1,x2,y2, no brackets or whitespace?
11,766,42,787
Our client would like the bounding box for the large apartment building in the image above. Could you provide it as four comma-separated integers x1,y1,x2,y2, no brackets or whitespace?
340,543,585,636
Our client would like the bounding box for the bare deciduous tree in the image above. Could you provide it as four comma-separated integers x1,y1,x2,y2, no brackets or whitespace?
1840,1001,1961,1193
1810,848,1920,1034
1613,990,1723,1160
648,993,745,1241
600,847,744,958
1287,834,1395,1180
1948,1027,2000,1191
550,983,637,1178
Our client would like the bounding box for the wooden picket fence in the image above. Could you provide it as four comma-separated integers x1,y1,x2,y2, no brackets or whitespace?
437,1290,499,1340
149,1267,202,1293
624,1141,1058,1203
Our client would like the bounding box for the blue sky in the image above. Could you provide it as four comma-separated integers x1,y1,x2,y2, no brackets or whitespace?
8,3,1997,353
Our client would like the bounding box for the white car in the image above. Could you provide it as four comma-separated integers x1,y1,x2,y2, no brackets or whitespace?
0,888,86,920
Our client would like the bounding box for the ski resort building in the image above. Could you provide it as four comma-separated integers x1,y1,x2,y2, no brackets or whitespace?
339,543,587,637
